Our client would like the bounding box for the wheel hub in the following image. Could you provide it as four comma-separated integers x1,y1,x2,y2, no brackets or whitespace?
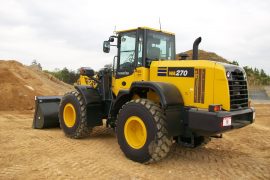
63,103,76,127
124,116,147,149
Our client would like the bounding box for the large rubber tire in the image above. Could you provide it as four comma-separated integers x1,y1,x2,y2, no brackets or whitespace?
117,99,173,164
59,91,92,138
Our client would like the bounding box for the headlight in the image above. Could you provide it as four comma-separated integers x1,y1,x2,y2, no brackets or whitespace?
226,71,231,79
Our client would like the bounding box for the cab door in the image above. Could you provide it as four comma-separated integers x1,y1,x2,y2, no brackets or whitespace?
111,30,137,95
112,29,149,96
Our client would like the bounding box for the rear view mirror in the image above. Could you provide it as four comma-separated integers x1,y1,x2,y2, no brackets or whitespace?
109,37,114,42
103,41,110,53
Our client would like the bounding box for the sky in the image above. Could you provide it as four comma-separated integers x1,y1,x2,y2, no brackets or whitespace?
0,0,270,74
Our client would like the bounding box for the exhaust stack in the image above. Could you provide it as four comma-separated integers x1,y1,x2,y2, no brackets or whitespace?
192,37,202,60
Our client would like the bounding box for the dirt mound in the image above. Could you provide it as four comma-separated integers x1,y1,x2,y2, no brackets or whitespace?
0,60,73,111
177,50,230,63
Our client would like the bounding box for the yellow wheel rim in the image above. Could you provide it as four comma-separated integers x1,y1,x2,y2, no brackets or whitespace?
63,103,76,128
124,116,147,149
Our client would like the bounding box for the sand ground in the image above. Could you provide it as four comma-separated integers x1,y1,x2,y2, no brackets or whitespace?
0,104,269,180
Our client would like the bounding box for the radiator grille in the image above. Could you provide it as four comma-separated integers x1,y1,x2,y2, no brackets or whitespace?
228,70,248,110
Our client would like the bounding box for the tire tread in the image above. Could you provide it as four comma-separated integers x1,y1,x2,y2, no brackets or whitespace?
117,98,173,164
59,91,92,139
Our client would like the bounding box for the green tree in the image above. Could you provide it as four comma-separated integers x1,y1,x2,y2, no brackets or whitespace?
260,69,267,77
44,67,79,85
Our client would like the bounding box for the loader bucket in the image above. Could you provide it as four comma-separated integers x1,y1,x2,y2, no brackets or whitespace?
32,96,62,129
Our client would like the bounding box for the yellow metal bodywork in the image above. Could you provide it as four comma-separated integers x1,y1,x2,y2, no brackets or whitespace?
110,27,231,111
77,75,98,88
112,67,149,96
213,63,230,110
77,75,88,85
150,60,230,110
112,60,231,111
63,103,76,128
124,116,147,149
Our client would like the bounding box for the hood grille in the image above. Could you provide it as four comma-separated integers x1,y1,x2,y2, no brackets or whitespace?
228,70,248,110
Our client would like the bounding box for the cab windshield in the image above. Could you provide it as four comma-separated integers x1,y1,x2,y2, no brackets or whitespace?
146,31,175,61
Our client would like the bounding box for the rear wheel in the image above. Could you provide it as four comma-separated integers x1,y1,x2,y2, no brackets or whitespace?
59,91,92,138
117,99,173,163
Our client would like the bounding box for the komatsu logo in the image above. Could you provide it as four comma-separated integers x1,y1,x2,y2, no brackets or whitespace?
157,67,167,76
117,71,129,75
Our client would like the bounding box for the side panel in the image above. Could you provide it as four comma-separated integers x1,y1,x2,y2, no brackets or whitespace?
213,63,230,110
112,67,149,96
150,60,215,109
112,74,134,96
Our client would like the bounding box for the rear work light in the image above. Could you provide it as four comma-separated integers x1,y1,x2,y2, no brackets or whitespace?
209,104,222,112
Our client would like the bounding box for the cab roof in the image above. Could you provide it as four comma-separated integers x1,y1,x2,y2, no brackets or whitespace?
116,27,175,35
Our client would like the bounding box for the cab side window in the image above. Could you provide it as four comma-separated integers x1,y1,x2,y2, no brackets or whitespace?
119,32,136,71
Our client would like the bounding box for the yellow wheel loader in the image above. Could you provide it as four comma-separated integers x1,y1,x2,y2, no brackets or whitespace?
33,27,255,163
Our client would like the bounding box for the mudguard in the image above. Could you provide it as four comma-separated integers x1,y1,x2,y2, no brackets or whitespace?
131,81,183,108
75,85,102,105
75,85,103,127
130,81,184,136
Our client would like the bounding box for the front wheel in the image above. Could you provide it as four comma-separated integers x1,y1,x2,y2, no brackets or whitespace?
116,99,173,163
58,91,92,138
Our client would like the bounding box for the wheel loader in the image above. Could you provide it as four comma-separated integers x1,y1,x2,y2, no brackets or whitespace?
33,27,255,163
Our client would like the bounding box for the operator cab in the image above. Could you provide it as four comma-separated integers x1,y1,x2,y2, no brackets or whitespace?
103,27,176,78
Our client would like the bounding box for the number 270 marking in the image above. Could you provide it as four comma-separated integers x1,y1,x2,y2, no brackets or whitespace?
176,70,188,76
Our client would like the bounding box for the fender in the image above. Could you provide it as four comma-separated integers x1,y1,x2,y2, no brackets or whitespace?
130,81,184,136
111,90,131,118
75,85,102,105
75,85,103,127
130,81,183,108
